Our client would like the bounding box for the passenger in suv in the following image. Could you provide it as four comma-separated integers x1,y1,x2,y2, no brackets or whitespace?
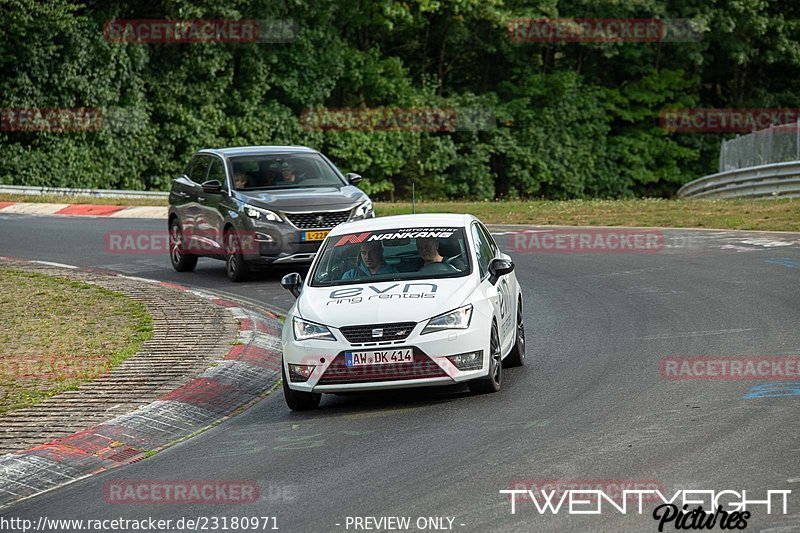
168,146,374,281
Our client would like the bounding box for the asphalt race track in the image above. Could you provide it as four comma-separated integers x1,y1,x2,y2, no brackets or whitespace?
1,214,799,532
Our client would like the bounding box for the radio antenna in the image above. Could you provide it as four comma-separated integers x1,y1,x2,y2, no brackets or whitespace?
412,182,416,214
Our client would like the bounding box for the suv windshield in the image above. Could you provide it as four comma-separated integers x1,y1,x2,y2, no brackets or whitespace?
229,153,344,190
310,226,471,286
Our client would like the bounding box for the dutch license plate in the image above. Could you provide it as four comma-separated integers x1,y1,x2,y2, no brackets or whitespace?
345,348,414,367
302,230,329,242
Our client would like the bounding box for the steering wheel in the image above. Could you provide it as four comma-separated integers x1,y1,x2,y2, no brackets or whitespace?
445,252,465,265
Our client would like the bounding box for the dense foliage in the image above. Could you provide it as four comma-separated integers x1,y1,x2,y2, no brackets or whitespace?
1,0,799,199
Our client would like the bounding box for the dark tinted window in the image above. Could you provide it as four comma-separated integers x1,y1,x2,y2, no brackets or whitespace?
471,223,494,277
187,155,211,183
229,153,344,189
207,157,227,190
477,222,498,255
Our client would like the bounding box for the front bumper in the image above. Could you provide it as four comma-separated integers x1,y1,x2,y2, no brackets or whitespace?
240,224,325,265
281,319,492,393
239,209,374,266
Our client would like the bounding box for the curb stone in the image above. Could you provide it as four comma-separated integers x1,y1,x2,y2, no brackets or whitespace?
0,202,166,219
0,259,284,509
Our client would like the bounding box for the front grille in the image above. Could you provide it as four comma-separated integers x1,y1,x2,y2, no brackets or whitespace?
316,352,449,385
340,322,416,344
284,209,351,229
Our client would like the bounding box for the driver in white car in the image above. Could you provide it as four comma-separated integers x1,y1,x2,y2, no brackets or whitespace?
342,240,399,279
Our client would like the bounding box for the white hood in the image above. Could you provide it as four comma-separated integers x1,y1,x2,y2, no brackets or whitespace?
297,276,477,327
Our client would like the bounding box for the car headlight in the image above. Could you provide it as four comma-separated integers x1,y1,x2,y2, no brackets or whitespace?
421,304,473,335
352,199,373,219
293,317,336,341
244,204,282,222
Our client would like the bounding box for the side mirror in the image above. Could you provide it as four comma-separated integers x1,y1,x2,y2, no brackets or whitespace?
346,173,363,185
201,179,223,194
280,272,303,298
488,258,514,285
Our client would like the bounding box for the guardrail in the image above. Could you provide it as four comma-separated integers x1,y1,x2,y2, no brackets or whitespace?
0,184,169,199
677,161,800,199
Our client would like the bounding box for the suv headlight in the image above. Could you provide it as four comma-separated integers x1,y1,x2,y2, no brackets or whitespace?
352,199,373,220
293,317,336,341
421,304,473,334
244,204,282,222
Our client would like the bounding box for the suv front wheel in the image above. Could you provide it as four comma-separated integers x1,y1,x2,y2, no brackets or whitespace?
225,229,251,282
169,219,198,272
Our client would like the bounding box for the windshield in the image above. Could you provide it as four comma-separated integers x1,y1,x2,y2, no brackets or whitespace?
310,226,472,286
229,153,345,190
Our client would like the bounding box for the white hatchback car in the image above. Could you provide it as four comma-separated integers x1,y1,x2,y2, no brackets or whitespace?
279,214,525,410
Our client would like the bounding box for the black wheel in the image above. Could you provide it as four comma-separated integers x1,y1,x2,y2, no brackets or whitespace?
469,322,502,394
169,219,198,272
282,364,321,411
225,229,251,282
504,298,525,368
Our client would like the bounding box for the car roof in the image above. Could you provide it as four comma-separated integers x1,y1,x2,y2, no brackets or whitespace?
198,146,318,157
328,214,476,236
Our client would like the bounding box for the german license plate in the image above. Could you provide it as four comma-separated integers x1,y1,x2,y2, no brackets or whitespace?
302,230,329,241
345,348,414,367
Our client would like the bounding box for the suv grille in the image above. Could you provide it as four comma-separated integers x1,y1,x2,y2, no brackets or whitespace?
285,209,351,229
316,352,449,385
340,322,416,344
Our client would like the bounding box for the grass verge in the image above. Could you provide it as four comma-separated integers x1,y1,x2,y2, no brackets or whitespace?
376,198,800,232
0,194,798,231
0,194,168,206
0,268,153,415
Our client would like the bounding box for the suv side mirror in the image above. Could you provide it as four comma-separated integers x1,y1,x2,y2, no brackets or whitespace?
346,173,363,185
281,272,303,298
488,258,514,285
201,179,223,194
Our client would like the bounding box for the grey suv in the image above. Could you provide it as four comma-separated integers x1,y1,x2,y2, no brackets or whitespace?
168,146,374,281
